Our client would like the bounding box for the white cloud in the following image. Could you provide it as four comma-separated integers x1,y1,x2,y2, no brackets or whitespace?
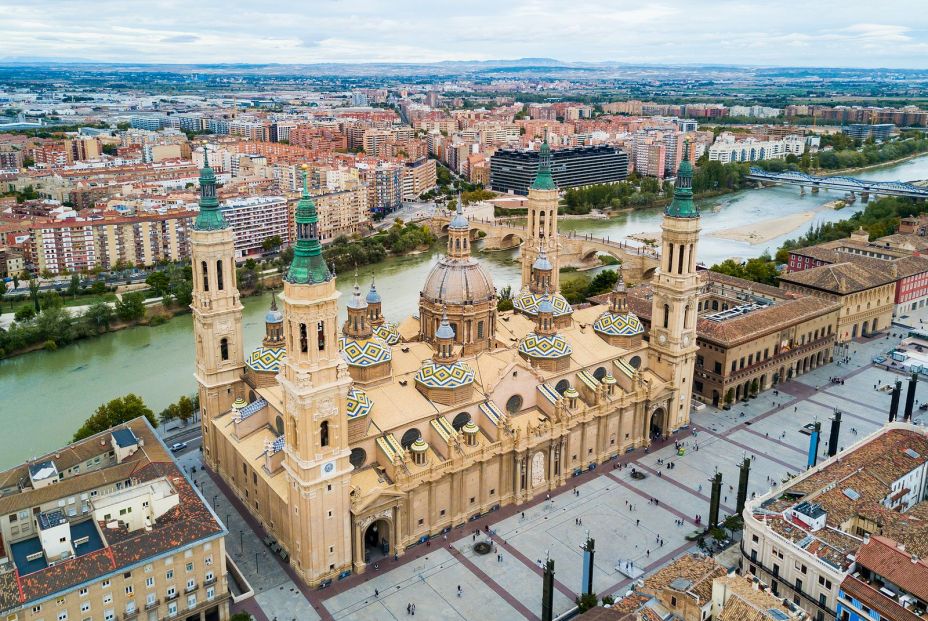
1,0,927,67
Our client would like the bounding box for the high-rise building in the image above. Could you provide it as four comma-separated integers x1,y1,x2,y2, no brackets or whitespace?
490,144,628,195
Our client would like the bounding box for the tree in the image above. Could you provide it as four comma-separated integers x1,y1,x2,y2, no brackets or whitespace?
73,394,157,441
90,280,107,295
115,292,146,322
576,593,598,612
261,235,283,252
83,302,115,333
14,306,35,322
28,278,40,313
724,388,734,408
68,273,81,297
497,285,514,312
750,378,759,397
146,271,171,296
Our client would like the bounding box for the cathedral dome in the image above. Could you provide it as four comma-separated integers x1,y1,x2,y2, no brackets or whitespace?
265,307,283,324
513,290,573,317
421,256,496,306
593,310,644,337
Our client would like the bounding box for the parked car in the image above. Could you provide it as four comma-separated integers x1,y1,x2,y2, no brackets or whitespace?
170,442,188,452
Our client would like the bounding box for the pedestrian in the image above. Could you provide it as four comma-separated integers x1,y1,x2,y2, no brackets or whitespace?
457,585,462,598
636,519,640,526
375,589,379,597
407,603,412,615
521,511,525,519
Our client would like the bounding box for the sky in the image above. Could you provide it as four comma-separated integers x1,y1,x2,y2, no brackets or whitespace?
2,0,928,68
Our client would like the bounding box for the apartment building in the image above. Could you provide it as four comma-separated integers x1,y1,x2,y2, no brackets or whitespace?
708,133,806,163
742,424,928,621
836,535,928,621
358,162,402,214
219,196,289,259
401,158,437,199
0,417,231,621
312,185,370,243
29,211,195,274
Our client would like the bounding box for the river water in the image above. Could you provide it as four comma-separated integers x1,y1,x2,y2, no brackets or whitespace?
4,155,928,467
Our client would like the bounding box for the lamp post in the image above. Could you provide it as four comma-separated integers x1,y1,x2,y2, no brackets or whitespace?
240,530,244,555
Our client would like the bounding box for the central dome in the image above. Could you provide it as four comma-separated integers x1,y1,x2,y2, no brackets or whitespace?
421,256,496,305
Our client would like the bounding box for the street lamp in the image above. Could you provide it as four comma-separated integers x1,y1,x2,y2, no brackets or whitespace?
240,530,244,555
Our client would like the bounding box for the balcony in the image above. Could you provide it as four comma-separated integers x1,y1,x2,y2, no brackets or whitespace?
165,591,178,601
145,599,160,611
697,336,835,386
123,608,139,620
184,583,199,594
203,576,217,587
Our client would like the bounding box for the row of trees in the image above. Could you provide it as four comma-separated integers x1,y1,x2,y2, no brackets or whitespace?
72,391,201,443
323,222,436,273
560,269,620,304
816,136,928,170
0,292,147,358
562,177,672,214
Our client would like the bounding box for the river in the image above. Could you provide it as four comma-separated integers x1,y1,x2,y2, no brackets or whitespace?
4,154,928,467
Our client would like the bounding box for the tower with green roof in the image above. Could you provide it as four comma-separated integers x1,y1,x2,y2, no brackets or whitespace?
190,144,244,470
285,166,331,285
522,138,562,291
648,141,702,439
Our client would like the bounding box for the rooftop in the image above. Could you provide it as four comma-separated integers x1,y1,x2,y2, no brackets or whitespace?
0,418,224,614
751,426,928,571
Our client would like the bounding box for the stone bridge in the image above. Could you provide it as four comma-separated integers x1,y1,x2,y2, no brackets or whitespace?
429,216,660,282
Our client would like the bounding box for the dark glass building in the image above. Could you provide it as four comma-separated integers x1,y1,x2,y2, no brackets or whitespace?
490,145,628,195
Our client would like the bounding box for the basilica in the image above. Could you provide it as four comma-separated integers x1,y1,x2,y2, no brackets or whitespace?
193,143,701,586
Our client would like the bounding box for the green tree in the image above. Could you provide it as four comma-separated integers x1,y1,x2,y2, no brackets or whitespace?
73,394,157,441
83,302,115,333
115,292,146,322
145,271,171,296
261,235,283,252
90,280,107,295
67,273,81,297
497,284,514,312
14,306,35,322
28,278,40,313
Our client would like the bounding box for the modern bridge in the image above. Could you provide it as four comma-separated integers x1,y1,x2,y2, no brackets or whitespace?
746,167,928,200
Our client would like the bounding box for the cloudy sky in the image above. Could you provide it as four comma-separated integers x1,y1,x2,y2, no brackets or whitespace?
2,0,927,68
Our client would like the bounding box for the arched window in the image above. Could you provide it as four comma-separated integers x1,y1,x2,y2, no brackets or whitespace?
678,246,685,274
275,416,284,436
201,261,209,292
452,412,471,431
319,421,329,447
593,366,607,380
684,305,692,329
663,304,670,329
506,394,523,414
299,323,308,353
629,355,642,369
477,321,484,339
667,242,674,273
317,321,325,351
401,428,421,449
555,379,570,395
349,448,366,469
216,259,224,291
220,337,229,361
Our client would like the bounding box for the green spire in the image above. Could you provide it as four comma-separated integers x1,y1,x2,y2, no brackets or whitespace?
193,145,228,231
665,143,698,218
285,166,331,285
530,139,557,191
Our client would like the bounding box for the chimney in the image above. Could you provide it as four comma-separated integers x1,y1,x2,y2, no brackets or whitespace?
912,555,920,564
863,533,870,544
897,543,906,553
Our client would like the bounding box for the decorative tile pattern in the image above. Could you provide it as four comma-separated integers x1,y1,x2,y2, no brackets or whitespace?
246,346,287,373
235,399,267,422
513,291,573,317
414,360,475,389
346,386,373,419
338,336,392,367
593,311,644,337
537,383,561,404
518,333,572,359
373,322,401,345
577,370,600,391
431,417,455,444
480,400,505,427
270,436,285,454
376,433,403,465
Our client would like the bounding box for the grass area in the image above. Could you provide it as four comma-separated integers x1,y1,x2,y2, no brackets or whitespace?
2,293,119,316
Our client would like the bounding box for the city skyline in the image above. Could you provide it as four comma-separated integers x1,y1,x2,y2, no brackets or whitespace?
3,0,928,69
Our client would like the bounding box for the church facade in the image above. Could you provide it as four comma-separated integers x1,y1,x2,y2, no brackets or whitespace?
197,148,701,586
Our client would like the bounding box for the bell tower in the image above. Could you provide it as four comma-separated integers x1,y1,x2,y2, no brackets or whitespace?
649,147,701,435
191,146,244,468
521,139,561,291
279,166,353,585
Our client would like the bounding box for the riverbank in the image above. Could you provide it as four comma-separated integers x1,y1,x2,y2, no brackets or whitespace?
712,211,816,245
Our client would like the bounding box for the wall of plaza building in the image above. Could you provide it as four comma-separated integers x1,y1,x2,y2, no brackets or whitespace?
778,282,895,343
692,306,839,407
490,145,628,195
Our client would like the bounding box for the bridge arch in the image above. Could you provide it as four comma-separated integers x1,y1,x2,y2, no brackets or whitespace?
500,233,523,248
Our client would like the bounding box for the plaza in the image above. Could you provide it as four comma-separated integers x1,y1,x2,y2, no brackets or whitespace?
173,332,923,621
